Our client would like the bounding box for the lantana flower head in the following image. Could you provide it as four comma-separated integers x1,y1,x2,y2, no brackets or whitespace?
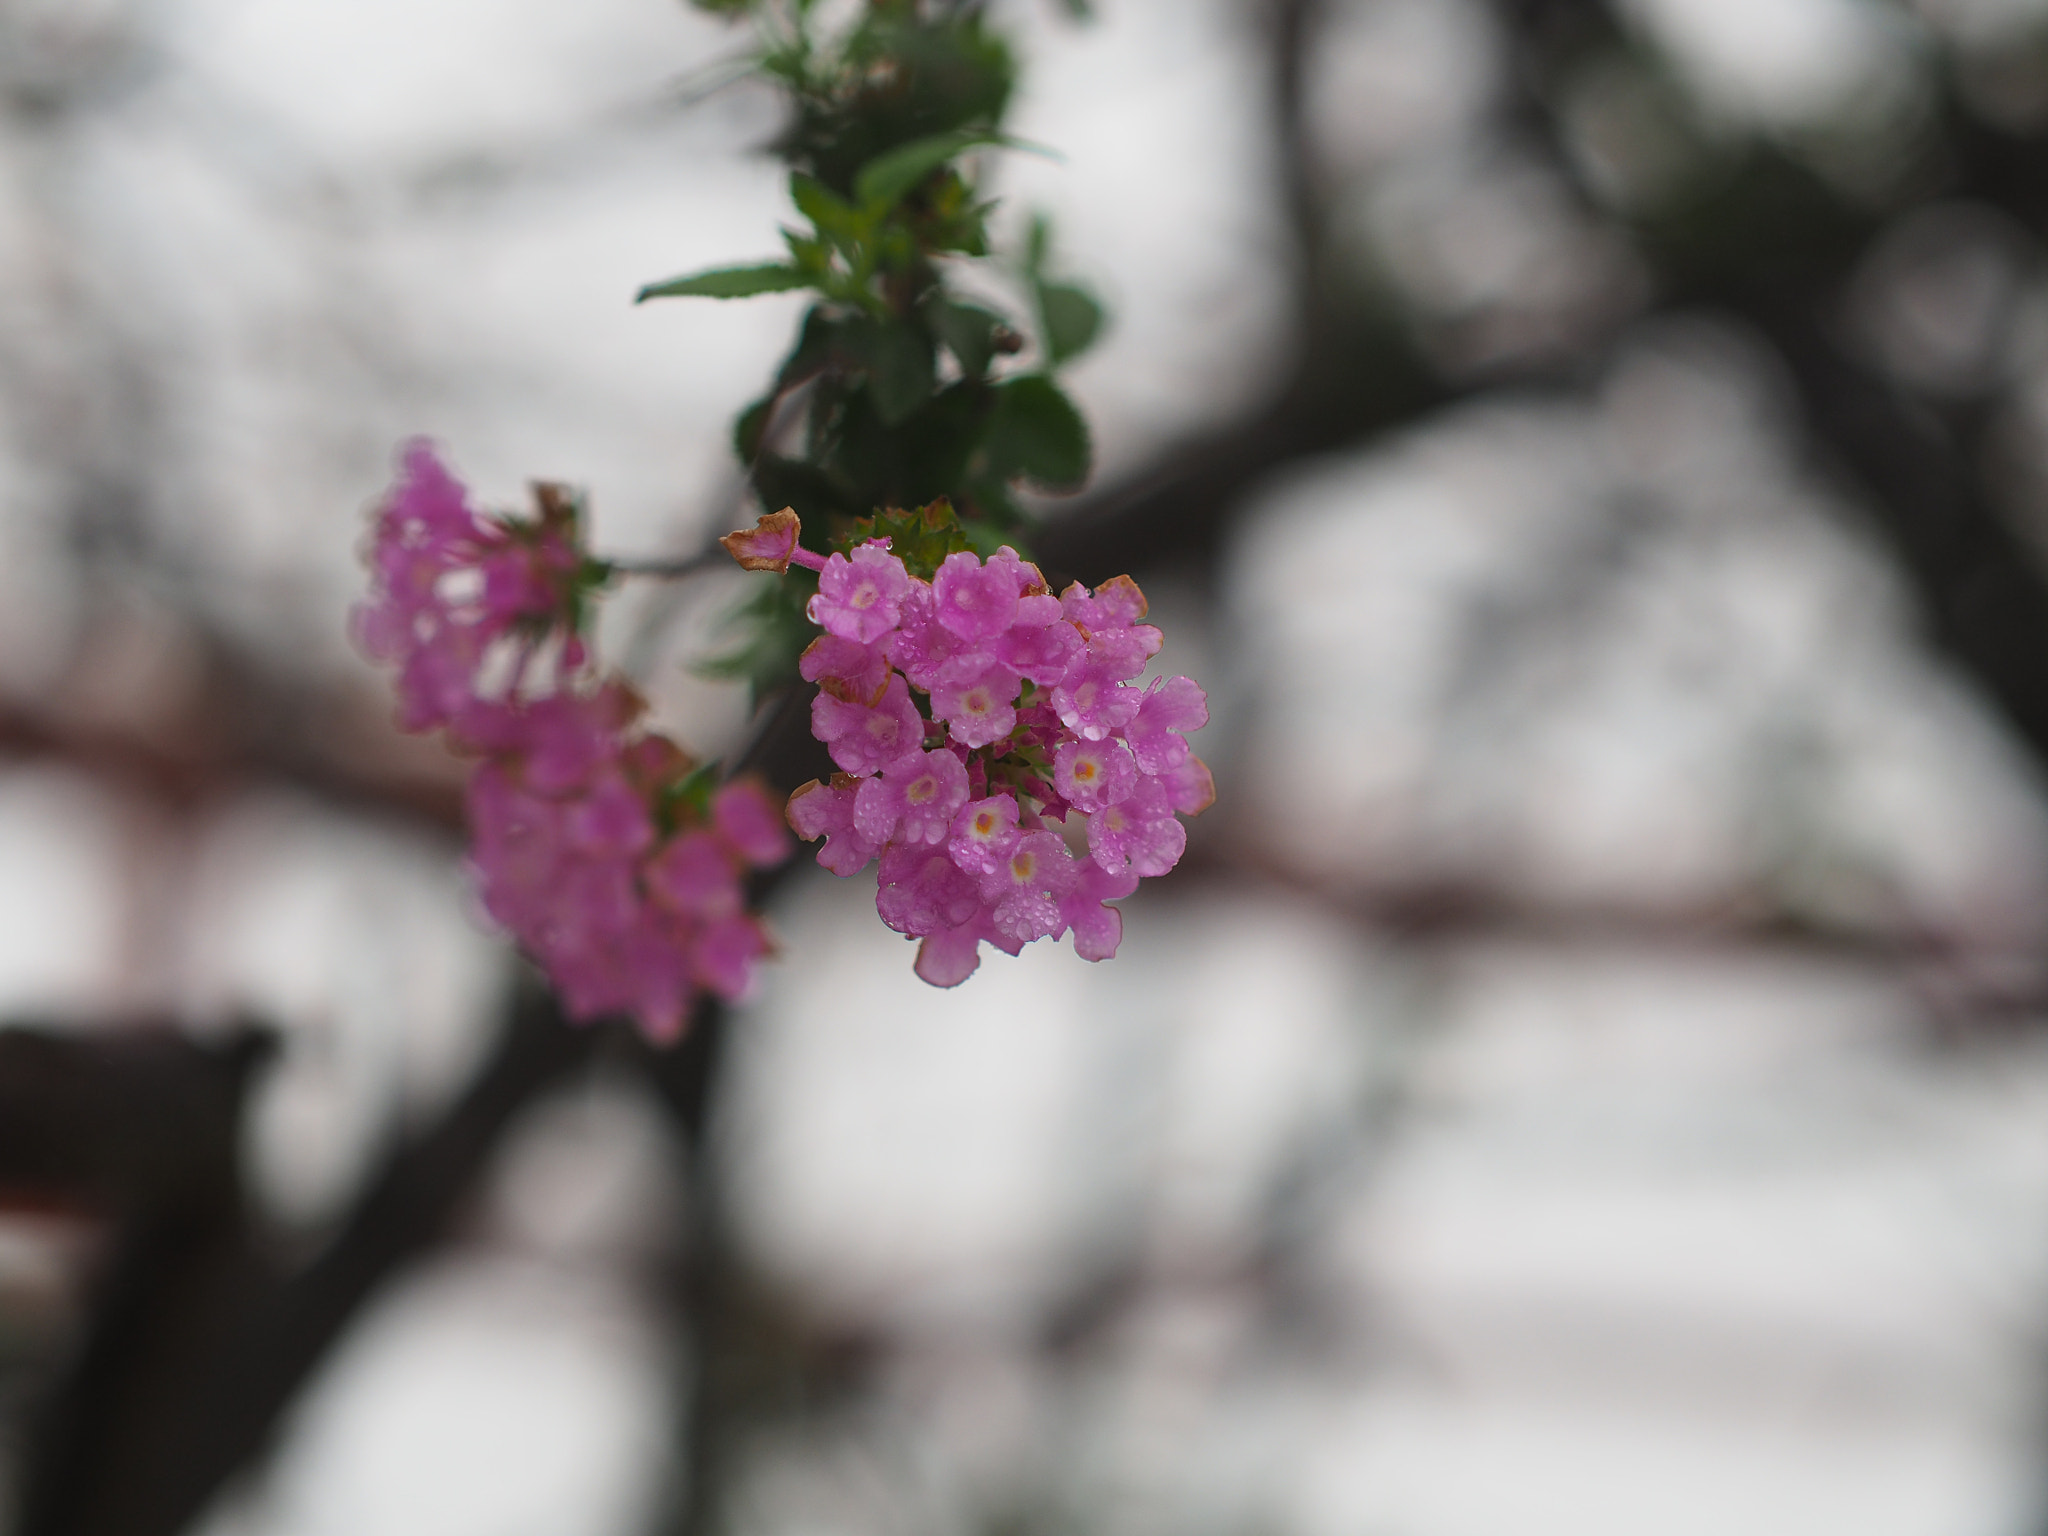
729,507,1214,987
358,443,787,1039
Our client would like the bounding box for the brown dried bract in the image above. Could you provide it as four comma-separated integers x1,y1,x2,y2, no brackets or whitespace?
719,507,802,572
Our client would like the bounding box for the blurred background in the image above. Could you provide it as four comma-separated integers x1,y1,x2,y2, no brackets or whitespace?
9,0,2048,1532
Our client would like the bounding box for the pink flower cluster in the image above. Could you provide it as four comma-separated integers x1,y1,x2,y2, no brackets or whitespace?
781,534,1213,986
353,440,587,736
356,442,786,1040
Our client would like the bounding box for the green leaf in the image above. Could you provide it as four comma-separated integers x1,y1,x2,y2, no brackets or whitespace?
845,317,935,426
635,263,812,303
780,229,832,274
1024,211,1051,273
1035,280,1102,365
789,172,865,243
981,374,1091,491
929,299,1007,378
853,129,1000,212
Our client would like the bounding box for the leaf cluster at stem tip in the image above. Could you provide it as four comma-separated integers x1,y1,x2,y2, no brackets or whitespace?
659,0,1106,703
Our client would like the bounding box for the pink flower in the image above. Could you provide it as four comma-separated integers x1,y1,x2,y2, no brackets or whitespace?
977,830,1078,944
1125,675,1208,774
1061,862,1140,962
358,442,788,1042
932,549,1022,640
876,844,984,935
779,543,1214,986
812,672,927,775
930,660,1021,748
884,584,979,690
787,776,882,876
946,794,1021,876
1087,777,1187,878
854,748,970,846
1050,660,1142,742
645,831,745,920
809,543,912,643
712,780,793,866
694,915,772,1000
800,634,891,704
1053,737,1138,813
354,443,589,735
994,618,1081,686
1160,755,1216,816
914,920,988,988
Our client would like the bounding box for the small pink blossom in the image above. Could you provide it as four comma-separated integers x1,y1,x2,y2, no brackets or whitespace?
914,920,987,988
812,672,927,775
854,748,970,846
876,844,984,935
977,830,1078,944
1050,661,1142,742
995,618,1082,685
809,543,912,643
799,634,891,703
1125,675,1208,774
645,830,745,920
786,776,882,876
932,549,1022,640
1061,862,1140,962
1160,755,1216,817
946,794,1021,876
1086,777,1187,878
1053,737,1138,813
884,584,978,690
930,660,1020,748
712,780,793,866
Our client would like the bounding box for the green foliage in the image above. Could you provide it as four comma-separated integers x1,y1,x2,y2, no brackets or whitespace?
1034,281,1102,365
636,262,811,302
980,375,1090,491
653,0,1103,701
838,499,976,580
854,129,1007,212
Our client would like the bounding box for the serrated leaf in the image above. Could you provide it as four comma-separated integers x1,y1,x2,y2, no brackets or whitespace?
1035,280,1102,365
853,129,1000,212
635,263,812,303
981,374,1091,491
